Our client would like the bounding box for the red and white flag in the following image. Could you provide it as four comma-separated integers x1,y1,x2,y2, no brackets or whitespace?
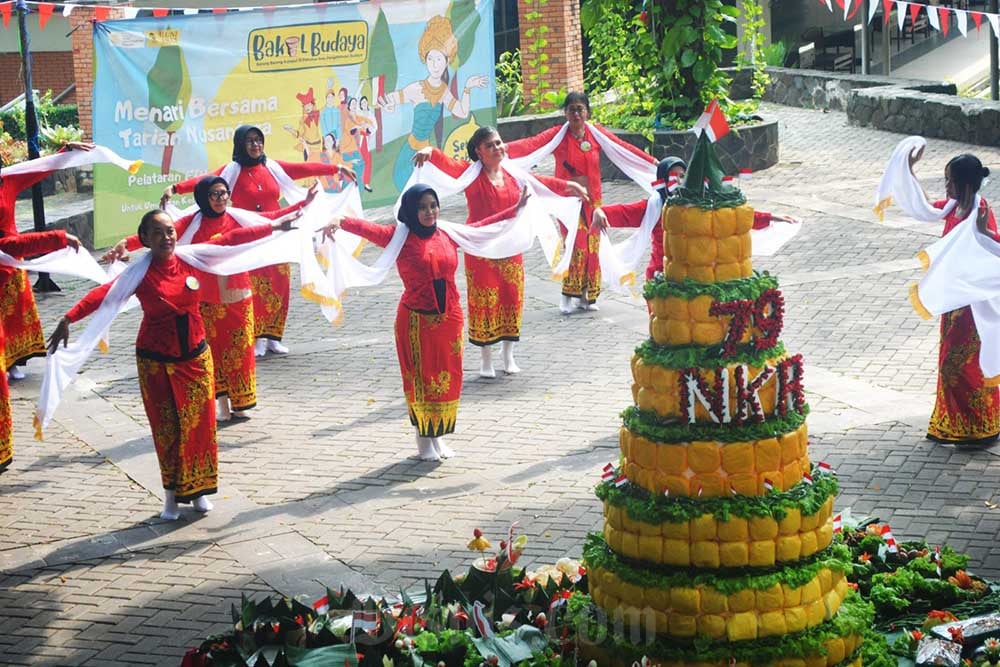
601,463,615,481
935,545,942,577
506,521,520,561
832,513,842,533
763,478,774,492
696,485,704,497
739,168,752,181
663,487,670,497
881,525,899,553
817,461,834,474
472,600,495,638
313,595,329,615
614,474,628,488
351,609,378,641
730,484,738,496
667,174,681,193
722,175,735,186
802,473,814,486
650,178,665,190
692,99,730,142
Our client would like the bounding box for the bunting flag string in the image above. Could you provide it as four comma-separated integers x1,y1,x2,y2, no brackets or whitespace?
817,0,1000,43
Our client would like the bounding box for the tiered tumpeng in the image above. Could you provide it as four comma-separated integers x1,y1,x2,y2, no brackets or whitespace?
581,134,868,667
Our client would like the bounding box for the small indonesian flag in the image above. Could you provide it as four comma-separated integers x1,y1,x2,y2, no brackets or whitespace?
722,175,735,185
802,473,814,485
472,600,495,638
351,609,378,641
507,521,520,561
313,595,329,615
692,99,730,142
730,484,738,496
817,461,835,474
663,487,670,497
881,525,899,553
763,478,774,492
601,463,615,481
703,177,710,189
614,474,628,488
650,178,665,190
696,485,704,497
935,545,942,576
739,168,752,181
667,174,681,193
832,513,842,533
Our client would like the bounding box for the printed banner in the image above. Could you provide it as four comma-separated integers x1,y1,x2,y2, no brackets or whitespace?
92,0,496,247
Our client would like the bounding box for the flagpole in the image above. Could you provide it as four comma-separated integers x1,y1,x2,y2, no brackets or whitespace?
860,0,870,74
15,0,57,292
991,0,999,100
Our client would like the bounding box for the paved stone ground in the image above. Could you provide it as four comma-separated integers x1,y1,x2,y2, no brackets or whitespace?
4,102,1000,665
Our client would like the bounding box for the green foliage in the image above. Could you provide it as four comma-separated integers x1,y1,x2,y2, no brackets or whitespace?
522,0,565,111
0,121,27,165
39,125,83,151
762,40,788,67
635,339,785,371
0,90,78,142
496,50,525,118
622,403,809,444
735,0,769,101
644,271,779,302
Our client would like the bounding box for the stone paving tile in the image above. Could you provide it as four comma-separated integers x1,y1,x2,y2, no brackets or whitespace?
0,543,275,666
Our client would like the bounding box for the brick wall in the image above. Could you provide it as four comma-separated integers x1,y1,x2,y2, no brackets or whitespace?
0,51,75,106
517,0,584,110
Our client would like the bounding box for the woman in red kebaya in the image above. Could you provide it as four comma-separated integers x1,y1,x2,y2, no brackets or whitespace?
505,91,656,313
0,229,81,473
49,210,298,520
162,125,354,358
412,126,586,378
322,183,529,461
107,176,315,422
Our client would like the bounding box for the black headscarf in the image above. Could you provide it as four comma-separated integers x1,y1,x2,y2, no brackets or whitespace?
397,183,439,239
232,125,267,167
194,176,228,218
656,156,686,202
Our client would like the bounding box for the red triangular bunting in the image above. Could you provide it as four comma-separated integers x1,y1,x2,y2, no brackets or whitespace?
0,2,12,28
939,7,949,37
834,0,844,8
846,0,859,19
36,2,54,29
909,1,921,27
972,11,983,31
94,5,110,21
882,0,892,26
153,7,168,17
212,7,226,13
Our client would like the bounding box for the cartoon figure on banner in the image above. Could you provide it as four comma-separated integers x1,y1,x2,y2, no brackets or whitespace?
321,79,345,142
283,87,322,161
341,95,376,192
358,95,377,192
319,132,349,193
378,15,488,192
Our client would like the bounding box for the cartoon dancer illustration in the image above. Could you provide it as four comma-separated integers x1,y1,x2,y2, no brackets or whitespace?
320,80,344,143
283,87,322,161
341,96,376,193
357,96,377,192
378,15,487,192
319,132,349,193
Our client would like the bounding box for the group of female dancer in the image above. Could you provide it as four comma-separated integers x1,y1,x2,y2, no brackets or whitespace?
6,95,996,524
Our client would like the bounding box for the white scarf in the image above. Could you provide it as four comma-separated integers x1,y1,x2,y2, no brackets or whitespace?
0,245,107,284
169,179,364,320
505,121,660,291
35,228,312,438
879,137,1000,381
394,159,581,278
4,144,142,179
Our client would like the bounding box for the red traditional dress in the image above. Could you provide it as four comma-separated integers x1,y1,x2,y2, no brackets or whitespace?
122,206,299,411
340,204,518,436
0,230,69,472
175,160,338,341
927,199,1000,442
0,167,60,370
64,225,272,500
427,148,570,345
506,124,655,303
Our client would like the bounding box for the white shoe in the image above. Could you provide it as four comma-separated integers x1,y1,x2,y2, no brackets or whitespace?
267,339,289,354
416,435,440,461
585,302,600,312
216,397,231,422
254,339,267,357
7,366,24,381
160,490,180,521
500,341,520,375
432,437,455,459
479,346,496,378
559,294,575,314
231,409,250,420
193,496,214,513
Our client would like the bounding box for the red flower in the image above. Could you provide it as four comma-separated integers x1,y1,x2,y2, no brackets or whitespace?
949,627,965,644
858,553,871,563
847,582,859,591
514,577,536,591
911,630,925,641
